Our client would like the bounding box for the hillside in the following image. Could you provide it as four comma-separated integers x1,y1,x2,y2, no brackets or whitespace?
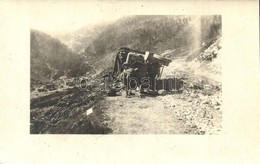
30,30,92,88
81,15,221,71
163,38,222,82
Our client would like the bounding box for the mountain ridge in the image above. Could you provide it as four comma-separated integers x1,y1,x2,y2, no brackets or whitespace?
30,29,92,87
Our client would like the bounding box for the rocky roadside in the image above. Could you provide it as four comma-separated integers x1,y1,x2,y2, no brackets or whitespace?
161,79,222,135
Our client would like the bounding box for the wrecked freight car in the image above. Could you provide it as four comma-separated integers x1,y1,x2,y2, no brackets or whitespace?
105,47,183,97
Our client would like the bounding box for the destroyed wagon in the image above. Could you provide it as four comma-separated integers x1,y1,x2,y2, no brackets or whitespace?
106,47,183,97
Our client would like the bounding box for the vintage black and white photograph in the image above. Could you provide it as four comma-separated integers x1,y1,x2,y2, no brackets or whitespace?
1,0,260,163
30,15,222,134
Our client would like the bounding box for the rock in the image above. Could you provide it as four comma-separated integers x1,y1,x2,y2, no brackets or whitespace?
193,90,198,94
204,84,212,90
212,47,218,57
202,100,210,104
194,100,199,104
211,100,220,106
215,85,221,91
183,90,189,94
203,111,207,118
191,124,197,128
191,93,198,98
194,83,203,90
199,131,205,135
158,89,167,95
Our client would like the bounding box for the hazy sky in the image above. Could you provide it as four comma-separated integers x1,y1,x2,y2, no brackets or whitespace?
6,1,223,36
25,1,126,35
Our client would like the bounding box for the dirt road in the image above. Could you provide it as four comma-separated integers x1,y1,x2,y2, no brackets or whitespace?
102,87,222,134
102,93,188,134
